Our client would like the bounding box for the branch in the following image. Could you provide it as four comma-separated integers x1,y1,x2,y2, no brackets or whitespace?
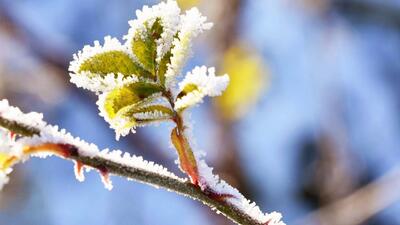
0,100,283,225
64,152,266,225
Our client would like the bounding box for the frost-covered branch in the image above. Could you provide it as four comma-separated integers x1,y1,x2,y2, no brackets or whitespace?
0,99,283,225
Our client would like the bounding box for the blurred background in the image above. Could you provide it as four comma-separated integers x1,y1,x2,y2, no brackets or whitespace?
0,0,400,224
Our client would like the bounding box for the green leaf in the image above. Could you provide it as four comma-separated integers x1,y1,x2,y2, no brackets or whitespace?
115,104,173,125
123,105,173,124
128,81,164,99
131,18,163,76
157,32,178,86
157,50,172,86
103,86,140,119
135,105,173,116
79,50,151,78
103,81,164,120
176,83,199,99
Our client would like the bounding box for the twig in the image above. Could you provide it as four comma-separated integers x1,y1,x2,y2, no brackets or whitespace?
0,115,270,225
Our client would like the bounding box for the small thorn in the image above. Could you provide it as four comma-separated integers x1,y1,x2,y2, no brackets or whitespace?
98,166,113,190
74,161,85,182
9,132,16,141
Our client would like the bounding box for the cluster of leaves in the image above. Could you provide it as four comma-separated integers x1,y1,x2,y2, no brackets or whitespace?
75,20,174,137
69,1,228,141
68,1,229,183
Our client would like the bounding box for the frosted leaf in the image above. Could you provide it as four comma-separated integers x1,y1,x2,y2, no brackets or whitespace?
164,8,213,88
124,0,181,63
97,91,137,140
96,86,170,140
69,36,145,93
175,66,229,111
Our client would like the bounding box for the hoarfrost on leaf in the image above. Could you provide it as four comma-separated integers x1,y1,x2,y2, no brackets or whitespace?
175,66,229,111
124,0,181,62
164,8,213,88
69,36,143,93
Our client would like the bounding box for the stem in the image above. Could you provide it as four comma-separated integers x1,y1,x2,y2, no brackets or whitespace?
163,90,200,184
0,115,266,225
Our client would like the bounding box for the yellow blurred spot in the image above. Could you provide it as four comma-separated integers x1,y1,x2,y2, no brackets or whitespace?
0,153,7,169
0,152,17,171
177,0,200,9
216,42,269,121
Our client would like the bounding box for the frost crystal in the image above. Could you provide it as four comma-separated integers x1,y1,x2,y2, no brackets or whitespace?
175,66,229,111
132,111,170,120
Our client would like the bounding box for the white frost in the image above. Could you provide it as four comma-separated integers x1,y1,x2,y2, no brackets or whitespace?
175,66,229,111
197,159,285,225
132,110,170,120
124,0,181,62
178,114,285,224
96,92,137,141
164,8,213,89
96,92,169,140
69,36,138,93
